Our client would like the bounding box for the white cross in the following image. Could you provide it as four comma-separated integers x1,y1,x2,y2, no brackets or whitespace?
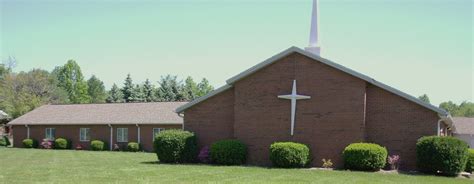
278,80,311,136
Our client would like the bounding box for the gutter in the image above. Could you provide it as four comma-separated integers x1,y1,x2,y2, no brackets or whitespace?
108,124,113,151
136,123,140,144
25,124,30,139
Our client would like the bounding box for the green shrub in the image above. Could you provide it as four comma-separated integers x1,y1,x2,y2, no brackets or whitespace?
466,149,474,173
269,142,310,168
54,138,69,149
127,142,140,152
90,140,106,151
154,129,198,163
22,139,37,148
416,136,469,176
210,139,247,165
343,143,387,171
0,136,9,146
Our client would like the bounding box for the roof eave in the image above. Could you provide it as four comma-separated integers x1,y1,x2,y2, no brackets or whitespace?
175,84,233,113
177,46,448,117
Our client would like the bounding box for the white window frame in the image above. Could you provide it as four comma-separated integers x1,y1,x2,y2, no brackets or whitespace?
79,128,91,142
153,128,165,138
45,128,55,140
117,128,128,142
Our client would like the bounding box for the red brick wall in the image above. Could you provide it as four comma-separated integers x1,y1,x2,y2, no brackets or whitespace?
182,52,441,170
183,89,235,148
232,53,366,167
365,84,439,170
11,124,181,151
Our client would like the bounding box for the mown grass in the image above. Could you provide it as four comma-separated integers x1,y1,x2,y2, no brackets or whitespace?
0,148,471,184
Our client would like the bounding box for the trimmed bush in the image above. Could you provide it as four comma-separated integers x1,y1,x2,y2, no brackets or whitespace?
22,139,37,148
210,139,247,165
127,142,140,152
91,140,106,151
269,142,310,168
466,149,474,173
54,138,69,149
343,143,387,171
0,136,10,146
154,129,198,163
416,136,469,176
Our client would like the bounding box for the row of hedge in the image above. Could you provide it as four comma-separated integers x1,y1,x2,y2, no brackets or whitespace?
153,130,473,176
22,138,141,152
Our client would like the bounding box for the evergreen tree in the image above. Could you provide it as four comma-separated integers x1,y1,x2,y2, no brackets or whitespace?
183,76,199,100
143,79,155,102
52,60,90,104
418,94,430,104
196,78,214,98
87,75,107,103
107,83,124,103
157,75,185,101
121,74,134,102
130,84,145,102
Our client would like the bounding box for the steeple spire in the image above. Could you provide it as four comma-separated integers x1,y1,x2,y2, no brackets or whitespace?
305,0,321,56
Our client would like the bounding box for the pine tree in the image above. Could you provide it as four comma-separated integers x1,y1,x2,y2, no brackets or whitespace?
106,83,124,103
121,74,134,102
183,76,198,100
196,78,214,98
143,79,155,102
130,84,145,102
52,60,91,104
418,94,430,104
157,75,185,101
87,75,107,103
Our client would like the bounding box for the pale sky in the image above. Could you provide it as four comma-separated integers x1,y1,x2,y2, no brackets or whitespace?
1,0,472,105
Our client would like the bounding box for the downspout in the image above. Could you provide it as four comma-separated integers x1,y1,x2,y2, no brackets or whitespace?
178,112,184,130
437,119,442,136
136,124,140,144
108,124,113,151
25,124,30,139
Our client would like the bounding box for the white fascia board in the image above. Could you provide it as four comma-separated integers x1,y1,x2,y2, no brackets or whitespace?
225,46,448,116
175,84,233,113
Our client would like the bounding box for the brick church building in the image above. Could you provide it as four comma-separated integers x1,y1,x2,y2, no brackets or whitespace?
175,0,453,170
175,46,453,170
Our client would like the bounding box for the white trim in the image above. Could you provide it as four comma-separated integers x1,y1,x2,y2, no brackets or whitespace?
136,124,140,144
153,128,165,138
108,124,113,150
116,128,128,143
175,84,232,113
176,46,449,118
25,125,30,139
45,128,55,140
79,128,90,142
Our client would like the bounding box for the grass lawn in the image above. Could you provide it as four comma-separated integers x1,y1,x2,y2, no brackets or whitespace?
0,148,471,184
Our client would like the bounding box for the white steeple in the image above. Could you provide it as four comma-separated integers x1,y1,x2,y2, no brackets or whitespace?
305,0,321,56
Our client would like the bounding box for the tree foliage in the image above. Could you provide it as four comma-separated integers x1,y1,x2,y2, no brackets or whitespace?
156,75,185,102
0,69,69,118
418,94,430,104
143,79,155,102
87,75,107,103
440,101,474,117
106,84,124,103
121,74,134,102
196,78,214,98
53,60,90,104
183,76,199,101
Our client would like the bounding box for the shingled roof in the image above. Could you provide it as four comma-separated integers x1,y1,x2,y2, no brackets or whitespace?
452,117,474,135
8,102,187,125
